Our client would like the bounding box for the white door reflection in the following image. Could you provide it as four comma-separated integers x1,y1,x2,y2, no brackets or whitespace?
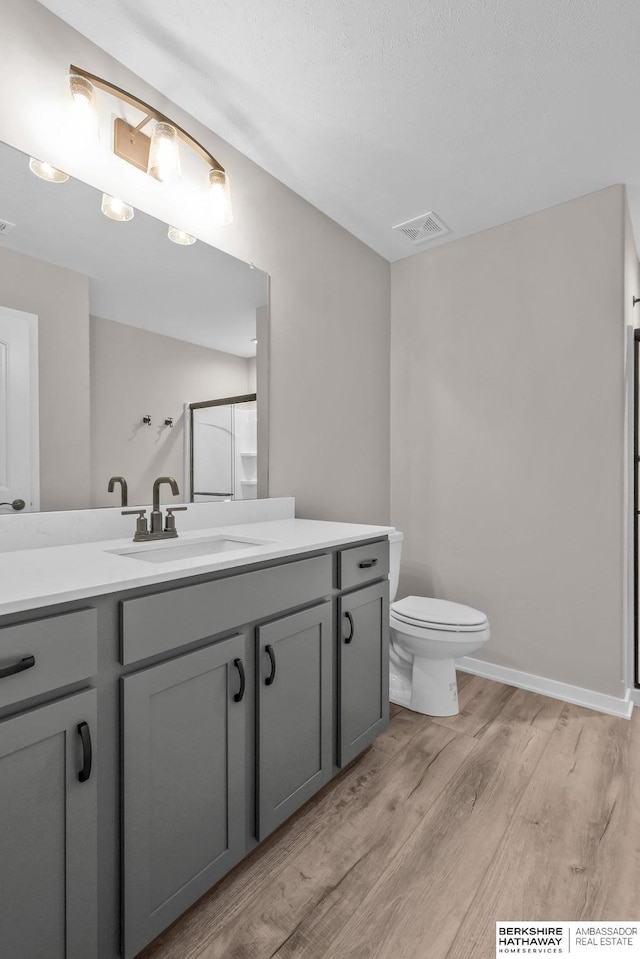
190,395,257,502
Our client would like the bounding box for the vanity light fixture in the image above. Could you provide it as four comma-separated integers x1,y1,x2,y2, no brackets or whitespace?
101,194,134,222
28,158,69,183
209,169,233,226
67,73,100,142
167,226,196,245
68,65,233,225
148,122,181,183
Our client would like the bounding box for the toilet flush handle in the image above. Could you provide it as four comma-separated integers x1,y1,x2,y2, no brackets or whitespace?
343,611,355,644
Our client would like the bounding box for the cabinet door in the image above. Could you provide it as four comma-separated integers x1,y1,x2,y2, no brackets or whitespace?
0,689,98,959
256,602,333,840
338,581,389,766
122,634,247,959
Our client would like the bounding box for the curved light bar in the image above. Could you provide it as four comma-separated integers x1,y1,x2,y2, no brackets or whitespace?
69,64,231,225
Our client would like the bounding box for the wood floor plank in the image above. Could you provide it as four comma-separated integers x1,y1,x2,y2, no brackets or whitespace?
445,704,637,959
582,707,640,918
373,704,431,755
432,674,516,737
195,725,476,959
492,685,565,732
317,711,549,959
455,670,474,691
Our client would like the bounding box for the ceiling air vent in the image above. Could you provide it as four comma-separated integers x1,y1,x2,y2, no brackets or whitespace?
0,218,16,237
393,211,450,245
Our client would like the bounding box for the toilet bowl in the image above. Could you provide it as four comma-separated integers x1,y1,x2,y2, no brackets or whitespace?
388,532,490,717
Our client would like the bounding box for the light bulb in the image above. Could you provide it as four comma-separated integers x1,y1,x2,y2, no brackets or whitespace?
28,158,69,183
101,194,134,222
167,226,196,245
63,74,99,148
148,122,180,182
209,168,233,225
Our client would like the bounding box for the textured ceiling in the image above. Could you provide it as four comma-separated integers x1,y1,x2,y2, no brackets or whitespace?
36,0,640,260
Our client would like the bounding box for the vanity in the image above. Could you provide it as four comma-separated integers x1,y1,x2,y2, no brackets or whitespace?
0,129,389,957
0,503,392,959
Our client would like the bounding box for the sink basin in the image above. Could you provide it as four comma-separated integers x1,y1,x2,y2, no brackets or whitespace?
108,535,272,564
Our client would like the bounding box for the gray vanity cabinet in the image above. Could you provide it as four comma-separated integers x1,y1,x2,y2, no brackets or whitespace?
0,688,98,959
256,601,333,839
121,634,247,959
338,581,389,767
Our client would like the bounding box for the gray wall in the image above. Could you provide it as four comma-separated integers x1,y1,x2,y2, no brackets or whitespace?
0,245,91,510
90,315,252,508
391,186,628,697
0,0,391,526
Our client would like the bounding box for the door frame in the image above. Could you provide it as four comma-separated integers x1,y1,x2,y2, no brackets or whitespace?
0,306,39,512
633,328,640,687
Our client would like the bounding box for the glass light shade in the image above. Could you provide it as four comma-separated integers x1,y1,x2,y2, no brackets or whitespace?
66,74,99,142
209,168,233,225
101,194,134,222
28,158,69,183
147,122,181,182
167,226,196,245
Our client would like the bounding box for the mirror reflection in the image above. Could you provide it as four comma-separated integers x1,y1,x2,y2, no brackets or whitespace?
0,140,268,513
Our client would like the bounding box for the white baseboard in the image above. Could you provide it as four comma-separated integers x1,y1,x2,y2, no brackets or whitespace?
629,687,640,708
457,656,634,720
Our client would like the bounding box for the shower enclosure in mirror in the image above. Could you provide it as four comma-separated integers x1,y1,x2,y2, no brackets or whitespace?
0,138,269,513
189,394,257,502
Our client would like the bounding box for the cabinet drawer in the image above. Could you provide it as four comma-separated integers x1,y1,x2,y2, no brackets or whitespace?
0,608,97,709
338,540,389,591
121,554,333,665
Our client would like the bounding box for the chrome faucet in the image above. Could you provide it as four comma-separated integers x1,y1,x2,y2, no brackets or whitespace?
122,476,187,542
107,475,128,507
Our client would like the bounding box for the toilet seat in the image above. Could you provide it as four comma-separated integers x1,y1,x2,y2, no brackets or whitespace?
390,596,488,632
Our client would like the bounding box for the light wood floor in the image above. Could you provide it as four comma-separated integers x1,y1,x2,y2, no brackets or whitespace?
139,674,640,959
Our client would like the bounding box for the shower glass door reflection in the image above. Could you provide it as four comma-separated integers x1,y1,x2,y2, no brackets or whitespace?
190,394,257,502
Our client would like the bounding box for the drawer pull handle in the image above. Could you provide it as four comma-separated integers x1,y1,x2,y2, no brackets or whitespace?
344,611,355,644
265,645,277,686
0,654,35,679
358,559,378,569
77,722,92,783
233,658,246,703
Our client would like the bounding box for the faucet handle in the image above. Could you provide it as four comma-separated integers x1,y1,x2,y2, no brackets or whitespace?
122,508,148,536
164,506,187,533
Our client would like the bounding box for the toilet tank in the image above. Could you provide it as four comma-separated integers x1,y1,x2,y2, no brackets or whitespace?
388,530,404,602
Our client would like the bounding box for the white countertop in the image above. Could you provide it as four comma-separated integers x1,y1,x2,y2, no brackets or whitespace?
0,518,394,616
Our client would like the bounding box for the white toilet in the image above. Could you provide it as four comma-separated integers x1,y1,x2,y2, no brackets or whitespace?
388,531,490,717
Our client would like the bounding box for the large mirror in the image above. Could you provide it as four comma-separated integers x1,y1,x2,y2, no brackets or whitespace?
0,139,268,512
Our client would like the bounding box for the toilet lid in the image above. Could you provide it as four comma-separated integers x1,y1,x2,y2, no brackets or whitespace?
390,596,488,631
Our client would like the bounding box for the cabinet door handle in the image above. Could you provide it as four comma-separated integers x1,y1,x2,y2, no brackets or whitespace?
0,654,35,679
358,559,378,569
233,658,246,702
344,611,355,644
265,645,277,686
77,722,92,783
